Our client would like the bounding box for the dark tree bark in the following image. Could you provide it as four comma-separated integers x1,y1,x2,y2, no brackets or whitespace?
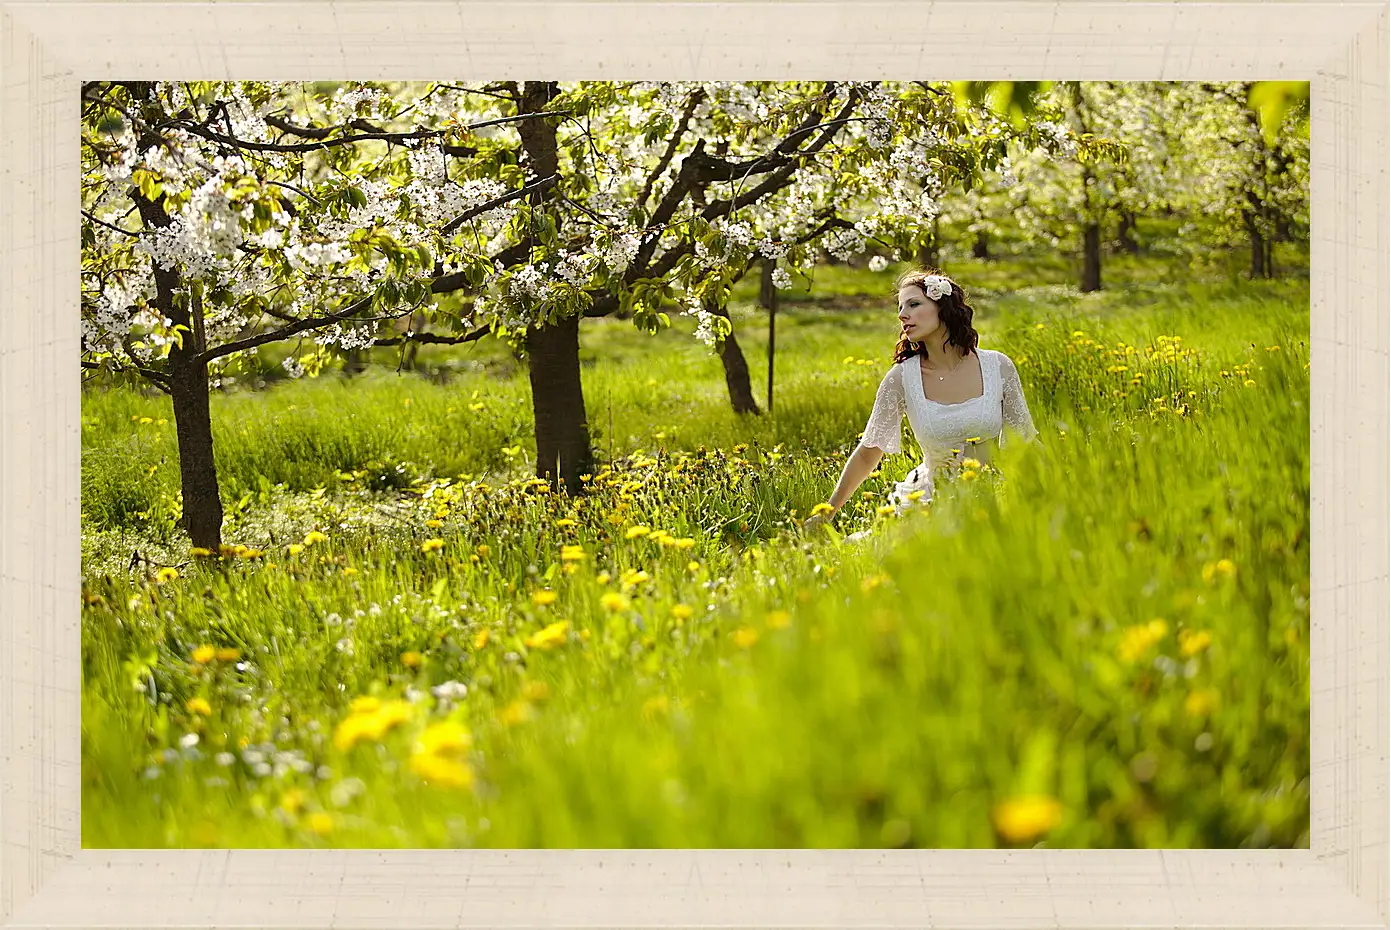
525,313,594,492
1081,222,1103,292
129,84,223,548
1244,210,1273,278
517,81,595,490
971,231,990,261
1117,210,1140,254
761,260,779,412
707,298,760,415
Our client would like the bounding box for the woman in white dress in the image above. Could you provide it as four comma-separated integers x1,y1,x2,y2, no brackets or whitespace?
805,269,1040,531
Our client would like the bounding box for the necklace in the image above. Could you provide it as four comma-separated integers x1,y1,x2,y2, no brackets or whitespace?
923,350,966,381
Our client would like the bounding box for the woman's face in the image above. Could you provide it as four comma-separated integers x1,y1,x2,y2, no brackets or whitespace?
897,284,941,342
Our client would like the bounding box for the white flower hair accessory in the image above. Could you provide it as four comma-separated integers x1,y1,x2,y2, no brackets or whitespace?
920,275,953,301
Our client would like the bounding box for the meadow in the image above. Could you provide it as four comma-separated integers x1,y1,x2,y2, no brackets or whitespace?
81,239,1311,849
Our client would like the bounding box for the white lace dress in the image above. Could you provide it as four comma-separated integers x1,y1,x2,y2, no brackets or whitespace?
860,348,1040,511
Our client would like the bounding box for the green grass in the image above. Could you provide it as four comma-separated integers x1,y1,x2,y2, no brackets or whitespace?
81,256,1310,849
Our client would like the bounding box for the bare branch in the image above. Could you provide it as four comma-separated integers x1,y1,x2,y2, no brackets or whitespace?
172,110,560,156
372,326,492,347
82,210,141,238
82,359,171,389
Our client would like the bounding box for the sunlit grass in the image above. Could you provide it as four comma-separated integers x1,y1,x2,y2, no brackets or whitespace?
81,259,1310,849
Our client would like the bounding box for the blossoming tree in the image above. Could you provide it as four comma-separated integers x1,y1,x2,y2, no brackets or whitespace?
82,80,1116,548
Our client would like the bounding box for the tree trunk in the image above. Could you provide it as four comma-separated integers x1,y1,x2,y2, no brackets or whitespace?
708,300,760,415
917,215,941,269
1081,222,1102,292
341,349,367,377
1244,210,1271,279
761,260,778,412
972,231,990,260
128,83,223,548
1117,211,1140,254
526,313,594,493
516,81,595,490
168,352,224,549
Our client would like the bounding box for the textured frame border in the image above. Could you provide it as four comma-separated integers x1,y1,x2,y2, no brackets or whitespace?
2,2,1386,927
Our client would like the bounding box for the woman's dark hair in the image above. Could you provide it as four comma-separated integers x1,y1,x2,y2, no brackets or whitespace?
892,268,980,364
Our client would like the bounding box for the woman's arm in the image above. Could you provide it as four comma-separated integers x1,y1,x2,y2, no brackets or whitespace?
825,443,886,511
1000,353,1040,444
805,365,903,529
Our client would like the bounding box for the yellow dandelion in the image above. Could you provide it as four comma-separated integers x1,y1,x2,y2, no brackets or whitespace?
408,752,474,790
191,645,216,665
190,547,215,558
672,537,696,550
287,544,305,556
596,571,612,585
600,592,631,613
1185,688,1220,717
810,502,835,517
671,604,695,622
476,544,490,557
555,518,577,528
306,812,335,836
1117,619,1168,664
302,531,328,546
687,561,701,573
877,505,896,516
532,590,559,607
524,620,571,650
625,525,652,540
560,545,586,562
215,647,240,662
992,795,1064,844
1178,629,1212,658
155,567,179,583
499,700,534,726
414,720,473,757
732,627,760,649
401,651,424,669
472,628,490,650
426,519,443,529
349,696,382,714
185,697,212,717
332,699,413,751
420,538,444,553
341,567,358,577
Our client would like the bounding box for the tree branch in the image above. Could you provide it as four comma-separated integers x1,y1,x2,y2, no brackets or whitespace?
373,326,491,347
640,88,706,206
83,358,171,389
194,294,375,365
83,210,141,238
172,110,559,155
441,173,558,235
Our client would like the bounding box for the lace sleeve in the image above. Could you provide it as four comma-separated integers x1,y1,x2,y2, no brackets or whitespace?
999,353,1039,446
860,365,906,454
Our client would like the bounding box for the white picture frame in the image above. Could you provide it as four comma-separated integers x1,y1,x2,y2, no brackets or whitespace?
2,1,1385,927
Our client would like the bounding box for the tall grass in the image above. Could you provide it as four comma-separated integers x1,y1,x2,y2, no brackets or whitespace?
80,266,1310,849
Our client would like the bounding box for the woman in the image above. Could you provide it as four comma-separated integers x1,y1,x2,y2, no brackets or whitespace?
805,269,1039,531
